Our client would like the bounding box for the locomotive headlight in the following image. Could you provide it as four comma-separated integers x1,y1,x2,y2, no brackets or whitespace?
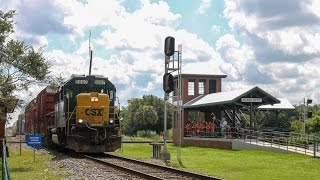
78,119,83,123
109,119,114,124
91,97,98,102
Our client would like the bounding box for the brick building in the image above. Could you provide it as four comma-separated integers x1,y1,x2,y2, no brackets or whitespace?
171,73,228,148
171,73,287,149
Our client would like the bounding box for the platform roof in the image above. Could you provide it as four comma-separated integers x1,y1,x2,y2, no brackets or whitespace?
183,86,280,109
257,98,295,110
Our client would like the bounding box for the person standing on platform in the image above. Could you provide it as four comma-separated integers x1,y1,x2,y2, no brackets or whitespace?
221,118,228,138
211,113,217,137
215,117,222,137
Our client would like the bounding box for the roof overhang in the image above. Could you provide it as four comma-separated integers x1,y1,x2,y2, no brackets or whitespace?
257,98,295,110
173,73,227,79
183,86,281,109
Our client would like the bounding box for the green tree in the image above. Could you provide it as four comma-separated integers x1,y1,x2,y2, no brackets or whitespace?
306,115,320,134
0,10,52,120
290,119,303,133
305,105,320,134
134,105,158,127
122,95,173,136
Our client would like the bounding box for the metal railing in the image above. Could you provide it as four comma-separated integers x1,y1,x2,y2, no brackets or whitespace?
2,140,11,180
183,125,320,157
235,128,320,158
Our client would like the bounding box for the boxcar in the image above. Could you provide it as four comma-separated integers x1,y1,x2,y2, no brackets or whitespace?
25,99,37,134
35,87,55,135
25,87,55,136
14,114,26,135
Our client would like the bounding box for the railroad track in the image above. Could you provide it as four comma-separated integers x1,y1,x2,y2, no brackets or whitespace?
84,153,222,180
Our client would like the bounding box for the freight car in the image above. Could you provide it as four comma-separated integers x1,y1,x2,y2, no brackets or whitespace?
36,87,55,135
25,87,55,135
25,99,37,134
26,75,121,153
12,114,25,136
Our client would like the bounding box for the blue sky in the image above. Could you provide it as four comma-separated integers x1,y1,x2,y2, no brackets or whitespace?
1,0,320,124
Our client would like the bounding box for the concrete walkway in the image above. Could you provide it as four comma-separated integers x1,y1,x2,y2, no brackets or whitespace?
232,139,320,157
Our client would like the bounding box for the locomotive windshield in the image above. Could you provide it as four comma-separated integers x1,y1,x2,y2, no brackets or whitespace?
70,76,115,98
56,75,117,109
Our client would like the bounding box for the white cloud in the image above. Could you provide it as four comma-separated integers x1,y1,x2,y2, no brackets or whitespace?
60,0,181,37
216,34,240,50
198,0,212,15
211,25,222,34
4,0,220,110
3,0,73,48
224,0,320,58
220,0,320,105
306,0,320,18
5,0,320,124
215,34,254,81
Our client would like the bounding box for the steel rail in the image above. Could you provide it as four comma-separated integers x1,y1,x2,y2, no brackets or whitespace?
85,153,221,180
83,155,164,180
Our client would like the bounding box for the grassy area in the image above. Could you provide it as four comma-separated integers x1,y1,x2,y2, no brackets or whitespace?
125,135,163,141
113,143,320,180
5,149,67,180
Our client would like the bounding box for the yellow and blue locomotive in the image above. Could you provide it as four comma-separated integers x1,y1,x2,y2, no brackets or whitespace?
47,75,121,153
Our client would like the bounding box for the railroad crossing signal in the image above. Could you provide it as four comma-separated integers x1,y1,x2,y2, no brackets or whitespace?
163,73,174,93
164,36,175,56
163,36,175,94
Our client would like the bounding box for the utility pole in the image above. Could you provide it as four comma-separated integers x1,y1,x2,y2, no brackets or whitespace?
176,44,183,165
303,97,306,134
303,98,313,134
161,37,174,163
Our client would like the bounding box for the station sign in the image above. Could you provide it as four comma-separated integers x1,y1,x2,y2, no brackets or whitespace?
26,134,42,147
241,98,262,103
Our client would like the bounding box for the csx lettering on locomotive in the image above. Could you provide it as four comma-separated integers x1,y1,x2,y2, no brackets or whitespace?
85,108,103,116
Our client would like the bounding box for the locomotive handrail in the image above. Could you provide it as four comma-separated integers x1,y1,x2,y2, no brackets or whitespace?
45,111,55,130
109,106,120,124
65,107,76,136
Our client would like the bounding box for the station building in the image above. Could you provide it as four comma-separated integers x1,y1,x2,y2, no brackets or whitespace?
171,73,294,150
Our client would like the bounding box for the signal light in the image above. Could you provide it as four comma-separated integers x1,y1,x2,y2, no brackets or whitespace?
307,112,313,118
164,36,175,56
163,73,174,93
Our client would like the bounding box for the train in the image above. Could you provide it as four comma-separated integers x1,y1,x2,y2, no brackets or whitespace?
11,114,25,136
25,74,121,153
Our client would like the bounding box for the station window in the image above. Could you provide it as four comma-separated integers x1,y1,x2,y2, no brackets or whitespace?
188,80,195,96
198,81,205,95
209,80,216,94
